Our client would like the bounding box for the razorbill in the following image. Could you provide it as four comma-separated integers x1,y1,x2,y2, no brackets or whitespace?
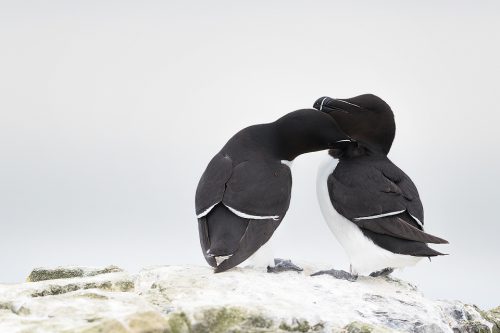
195,109,350,273
312,94,448,279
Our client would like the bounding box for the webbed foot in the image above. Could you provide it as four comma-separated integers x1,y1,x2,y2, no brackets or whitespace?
267,258,303,273
369,267,394,277
311,269,358,282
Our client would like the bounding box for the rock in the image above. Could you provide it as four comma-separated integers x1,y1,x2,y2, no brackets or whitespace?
438,302,494,333
480,307,500,333
344,321,391,333
27,265,123,282
28,275,134,298
0,265,497,333
127,311,170,333
78,319,129,333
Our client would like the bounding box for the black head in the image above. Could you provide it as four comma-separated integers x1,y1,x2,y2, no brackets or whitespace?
313,94,395,155
272,109,351,160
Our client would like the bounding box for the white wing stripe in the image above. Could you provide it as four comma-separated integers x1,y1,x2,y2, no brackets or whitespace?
197,203,280,220
337,99,362,108
353,210,406,221
409,214,424,228
196,202,219,218
224,204,280,220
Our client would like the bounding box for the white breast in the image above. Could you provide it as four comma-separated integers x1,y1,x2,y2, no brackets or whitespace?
316,155,421,275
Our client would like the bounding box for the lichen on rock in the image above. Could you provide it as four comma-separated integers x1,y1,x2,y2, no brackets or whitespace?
480,307,500,333
27,265,123,282
344,321,391,333
77,319,128,333
167,312,191,333
279,319,324,332
30,278,134,297
126,311,170,332
191,307,246,333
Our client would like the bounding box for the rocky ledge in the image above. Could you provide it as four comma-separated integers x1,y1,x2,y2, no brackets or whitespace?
0,265,498,333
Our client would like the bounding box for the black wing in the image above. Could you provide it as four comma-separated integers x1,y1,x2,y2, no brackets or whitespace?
196,154,292,218
329,158,448,245
195,153,233,216
223,160,292,218
195,154,292,272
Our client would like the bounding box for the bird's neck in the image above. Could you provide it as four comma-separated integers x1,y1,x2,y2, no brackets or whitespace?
333,142,387,161
247,123,317,161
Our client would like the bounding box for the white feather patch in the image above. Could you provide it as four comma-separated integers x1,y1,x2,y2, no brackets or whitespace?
410,214,424,228
224,204,279,220
281,160,293,168
196,202,219,218
353,210,406,221
337,99,362,108
215,255,232,266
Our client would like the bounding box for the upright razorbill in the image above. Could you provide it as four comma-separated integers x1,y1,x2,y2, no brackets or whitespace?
312,94,448,280
195,109,350,273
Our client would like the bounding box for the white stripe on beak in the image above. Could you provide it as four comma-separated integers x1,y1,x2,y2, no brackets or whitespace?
319,97,328,111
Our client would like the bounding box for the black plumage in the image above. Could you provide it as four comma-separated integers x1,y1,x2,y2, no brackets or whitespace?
314,94,448,270
328,149,447,256
195,109,349,273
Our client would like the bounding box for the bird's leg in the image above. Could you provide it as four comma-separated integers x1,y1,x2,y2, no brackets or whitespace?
311,268,358,282
267,258,303,273
369,267,394,277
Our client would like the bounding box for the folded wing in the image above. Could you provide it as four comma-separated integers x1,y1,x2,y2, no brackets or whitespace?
195,153,292,272
328,158,448,245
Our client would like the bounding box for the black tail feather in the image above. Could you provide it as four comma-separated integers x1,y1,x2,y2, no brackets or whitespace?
361,229,448,257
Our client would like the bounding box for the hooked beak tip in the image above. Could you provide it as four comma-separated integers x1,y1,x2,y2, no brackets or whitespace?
314,96,333,111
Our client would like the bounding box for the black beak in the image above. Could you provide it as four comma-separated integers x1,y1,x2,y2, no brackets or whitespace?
313,96,349,115
313,96,334,111
314,95,356,144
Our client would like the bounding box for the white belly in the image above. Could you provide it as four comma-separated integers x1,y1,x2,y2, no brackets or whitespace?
316,155,421,275
245,239,275,268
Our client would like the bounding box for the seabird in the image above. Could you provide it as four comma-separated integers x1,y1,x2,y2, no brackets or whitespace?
312,94,448,280
195,109,351,273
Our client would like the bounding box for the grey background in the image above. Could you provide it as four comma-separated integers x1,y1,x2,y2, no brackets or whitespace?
1,1,499,308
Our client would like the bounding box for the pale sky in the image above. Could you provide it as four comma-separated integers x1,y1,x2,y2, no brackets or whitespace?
1,1,499,309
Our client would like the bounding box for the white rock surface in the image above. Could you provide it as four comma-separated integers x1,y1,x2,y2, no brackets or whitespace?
0,265,498,333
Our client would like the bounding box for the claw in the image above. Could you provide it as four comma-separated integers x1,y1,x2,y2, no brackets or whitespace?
311,269,358,282
267,258,303,273
369,267,394,277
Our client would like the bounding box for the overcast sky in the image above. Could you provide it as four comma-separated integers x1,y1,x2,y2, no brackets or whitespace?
1,1,499,309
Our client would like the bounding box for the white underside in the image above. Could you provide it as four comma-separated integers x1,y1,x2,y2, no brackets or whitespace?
316,155,422,275
212,238,274,269
244,240,275,268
